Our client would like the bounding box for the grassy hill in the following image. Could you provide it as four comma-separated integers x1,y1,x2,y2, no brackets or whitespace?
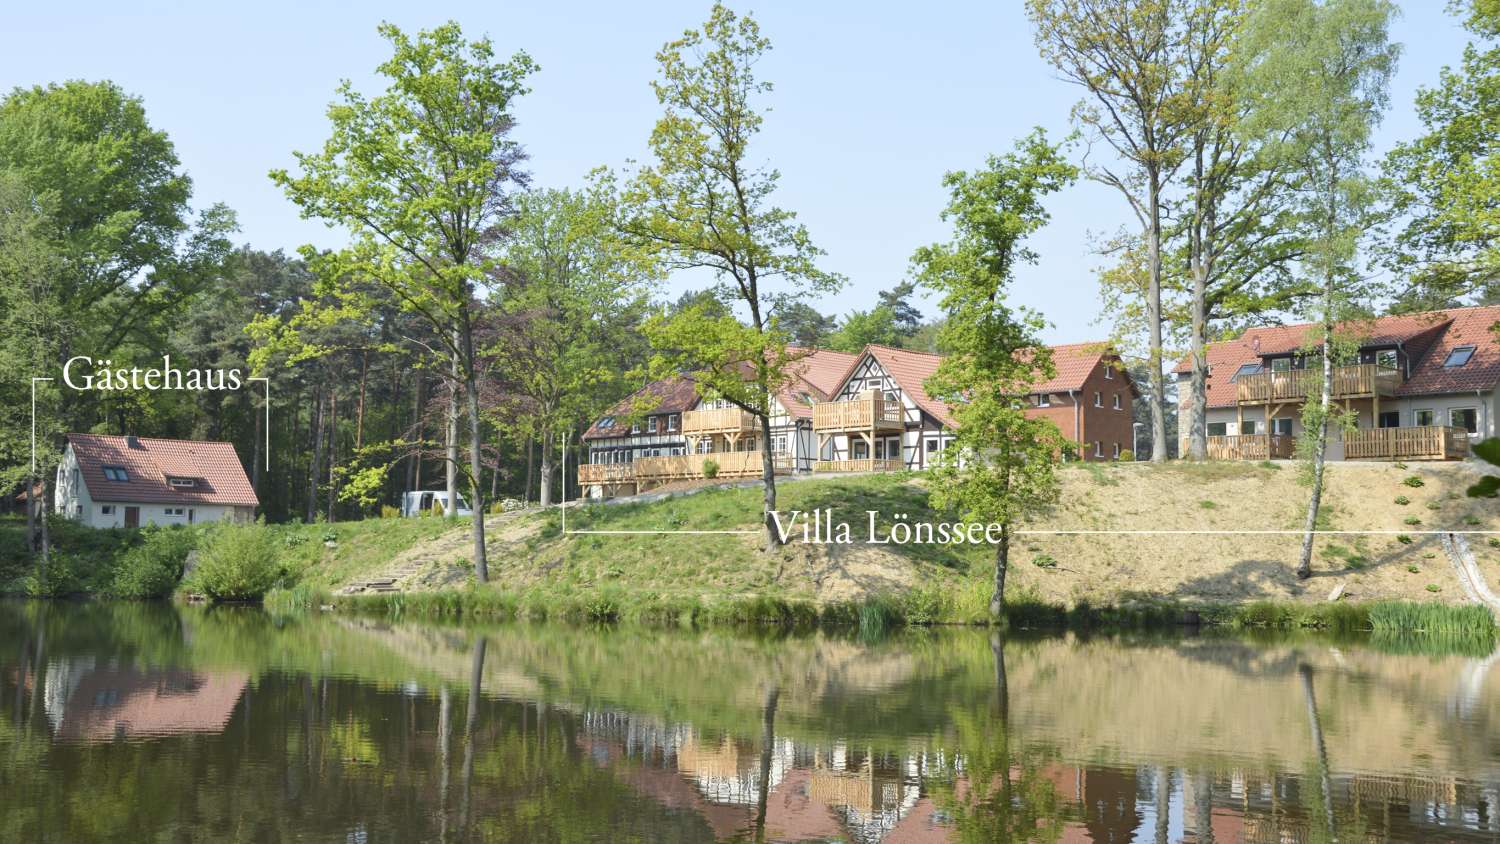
305,460,1500,625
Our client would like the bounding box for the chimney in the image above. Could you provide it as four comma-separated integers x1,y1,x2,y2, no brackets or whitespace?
126,435,141,449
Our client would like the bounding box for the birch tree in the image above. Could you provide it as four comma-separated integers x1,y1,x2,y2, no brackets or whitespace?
618,3,844,550
1241,0,1397,579
273,22,536,581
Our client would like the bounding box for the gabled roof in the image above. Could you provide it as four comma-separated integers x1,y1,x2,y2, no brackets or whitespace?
1030,342,1134,396
582,377,701,440
67,434,258,507
1173,305,1500,408
786,347,860,395
857,344,957,428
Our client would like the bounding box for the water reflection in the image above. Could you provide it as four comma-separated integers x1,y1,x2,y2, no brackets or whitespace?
2,600,1500,842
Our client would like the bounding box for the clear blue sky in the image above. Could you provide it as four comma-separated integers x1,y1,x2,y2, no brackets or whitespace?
0,1,1472,345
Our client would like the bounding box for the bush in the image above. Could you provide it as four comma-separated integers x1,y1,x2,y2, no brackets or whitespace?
1118,449,1134,462
1402,475,1425,488
702,458,720,479
188,523,282,602
380,505,399,519
112,526,199,598
1394,495,1410,505
1403,516,1422,526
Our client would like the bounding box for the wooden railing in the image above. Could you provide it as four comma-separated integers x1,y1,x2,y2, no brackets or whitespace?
1236,363,1400,404
1344,426,1470,460
634,451,792,482
812,393,904,432
681,407,757,436
576,463,636,484
1206,434,1295,461
813,458,905,473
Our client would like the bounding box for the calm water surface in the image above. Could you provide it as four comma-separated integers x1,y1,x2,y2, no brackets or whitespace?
2,601,1499,842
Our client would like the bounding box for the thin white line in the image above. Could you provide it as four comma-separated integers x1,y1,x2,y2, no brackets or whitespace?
31,378,53,476
1015,529,1500,535
248,377,270,470
568,529,759,535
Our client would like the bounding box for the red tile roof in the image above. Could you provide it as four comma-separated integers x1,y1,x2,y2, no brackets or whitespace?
68,434,258,507
786,347,860,395
582,377,701,440
1172,306,1500,408
861,344,957,427
1030,341,1131,395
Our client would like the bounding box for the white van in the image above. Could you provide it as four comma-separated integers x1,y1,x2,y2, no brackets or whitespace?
400,490,473,517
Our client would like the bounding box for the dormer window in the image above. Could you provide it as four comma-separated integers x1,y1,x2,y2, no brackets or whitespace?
102,466,129,482
1444,346,1476,368
168,477,196,488
1035,394,1050,408
598,415,615,429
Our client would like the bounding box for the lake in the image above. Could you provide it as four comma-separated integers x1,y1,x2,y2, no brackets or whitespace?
1,601,1498,842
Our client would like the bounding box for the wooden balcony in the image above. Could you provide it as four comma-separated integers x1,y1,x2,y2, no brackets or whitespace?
813,458,905,473
1344,426,1470,461
1236,363,1400,405
1206,434,1295,461
681,407,757,436
576,463,636,485
812,392,905,433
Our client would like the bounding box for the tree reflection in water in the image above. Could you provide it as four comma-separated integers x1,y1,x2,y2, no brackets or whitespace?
0,601,1498,842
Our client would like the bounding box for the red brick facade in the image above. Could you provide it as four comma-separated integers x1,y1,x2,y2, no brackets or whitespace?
1023,355,1137,461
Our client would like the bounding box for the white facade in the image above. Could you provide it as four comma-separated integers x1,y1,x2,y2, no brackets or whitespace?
54,445,252,528
819,356,954,469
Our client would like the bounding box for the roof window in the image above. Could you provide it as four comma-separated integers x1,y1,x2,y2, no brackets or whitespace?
102,466,129,482
168,477,197,488
1444,346,1476,367
1231,363,1263,382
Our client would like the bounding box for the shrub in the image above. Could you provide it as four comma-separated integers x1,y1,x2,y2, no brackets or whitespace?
1402,475,1425,488
1394,495,1410,505
188,523,282,602
1397,534,1413,545
1032,553,1058,568
1407,565,1420,573
1199,500,1217,510
1403,516,1422,526
1463,514,1482,526
112,526,199,598
1118,449,1134,462
1426,583,1441,593
1489,538,1500,549
380,505,400,519
702,458,720,479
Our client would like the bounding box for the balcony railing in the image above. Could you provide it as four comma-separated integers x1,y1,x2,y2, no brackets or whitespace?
578,451,793,489
1344,426,1470,461
576,463,637,485
813,458,905,473
681,407,758,436
1206,434,1295,461
1236,363,1400,404
812,393,904,433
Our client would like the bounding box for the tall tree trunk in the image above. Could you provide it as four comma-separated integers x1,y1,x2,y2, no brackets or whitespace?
524,435,535,505
990,521,1010,619
355,350,368,450
251,391,263,494
464,365,489,581
36,477,50,582
409,373,425,493
1298,314,1333,579
445,354,459,519
460,635,486,833
1147,171,1169,462
538,427,554,508
327,390,338,522
758,411,780,550
24,476,34,552
1188,141,1211,462
1298,663,1337,841
307,385,324,524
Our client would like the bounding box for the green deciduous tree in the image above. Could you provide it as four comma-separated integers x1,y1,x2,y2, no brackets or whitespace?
916,130,1077,618
1240,0,1398,578
489,186,656,506
1385,0,1500,307
619,3,843,550
1027,0,1197,463
273,22,537,581
828,305,902,352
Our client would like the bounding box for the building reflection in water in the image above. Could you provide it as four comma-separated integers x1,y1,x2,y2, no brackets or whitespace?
41,657,247,742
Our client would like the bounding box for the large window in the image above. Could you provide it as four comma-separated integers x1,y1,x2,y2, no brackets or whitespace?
1207,422,1228,437
1451,407,1479,433
647,416,658,433
1378,411,1400,429
1376,349,1398,371
1271,418,1293,436
1414,409,1435,427
1270,358,1292,372
102,466,129,482
1240,420,1258,435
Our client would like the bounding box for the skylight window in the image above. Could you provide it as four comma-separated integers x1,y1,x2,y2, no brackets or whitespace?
168,477,196,488
598,416,615,428
1231,363,1263,382
1444,346,1476,368
102,466,129,482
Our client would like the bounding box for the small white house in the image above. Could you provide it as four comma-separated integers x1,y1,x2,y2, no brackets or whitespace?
55,434,258,528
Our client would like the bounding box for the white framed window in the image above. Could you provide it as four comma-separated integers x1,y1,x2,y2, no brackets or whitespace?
164,507,185,516
1376,349,1398,371
1112,394,1121,410
1414,409,1435,427
1104,367,1114,380
667,414,679,432
1093,392,1102,407
1207,422,1227,437
647,416,658,433
1451,407,1479,433
168,477,195,488
630,420,641,434
1093,441,1103,458
1271,418,1293,436
696,438,712,454
1112,443,1121,459
101,505,115,515
1035,394,1050,408
771,434,788,454
102,466,129,482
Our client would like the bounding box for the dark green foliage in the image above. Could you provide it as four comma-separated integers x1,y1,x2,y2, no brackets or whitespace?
112,526,200,599
188,523,283,602
1403,475,1426,488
